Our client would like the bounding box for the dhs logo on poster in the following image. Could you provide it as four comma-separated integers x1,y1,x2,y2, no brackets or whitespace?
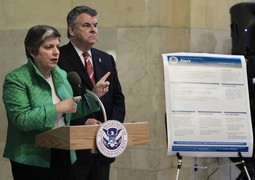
96,120,128,158
168,56,178,64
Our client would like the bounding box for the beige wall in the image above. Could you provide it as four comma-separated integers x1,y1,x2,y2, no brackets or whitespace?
0,0,250,179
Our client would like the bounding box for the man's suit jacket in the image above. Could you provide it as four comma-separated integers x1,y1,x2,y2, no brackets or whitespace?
58,42,126,163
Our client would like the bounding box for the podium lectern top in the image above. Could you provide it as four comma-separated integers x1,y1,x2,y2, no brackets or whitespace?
36,122,149,150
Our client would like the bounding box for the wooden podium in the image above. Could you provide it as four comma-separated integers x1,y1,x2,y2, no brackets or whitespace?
36,122,149,150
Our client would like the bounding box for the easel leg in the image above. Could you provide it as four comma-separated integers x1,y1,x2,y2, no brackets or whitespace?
175,153,183,180
238,152,252,180
194,157,198,180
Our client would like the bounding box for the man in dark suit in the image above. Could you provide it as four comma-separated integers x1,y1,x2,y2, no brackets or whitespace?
58,5,126,180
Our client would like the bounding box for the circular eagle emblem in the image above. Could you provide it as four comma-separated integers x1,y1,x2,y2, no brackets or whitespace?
169,56,179,64
96,120,128,158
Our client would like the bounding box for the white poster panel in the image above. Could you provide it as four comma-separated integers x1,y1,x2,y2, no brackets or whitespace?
162,52,253,157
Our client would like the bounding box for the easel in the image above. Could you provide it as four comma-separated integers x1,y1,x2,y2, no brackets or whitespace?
175,153,207,180
236,152,252,180
175,153,182,180
174,152,252,180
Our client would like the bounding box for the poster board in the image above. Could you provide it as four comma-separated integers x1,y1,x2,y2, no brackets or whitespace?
162,52,253,157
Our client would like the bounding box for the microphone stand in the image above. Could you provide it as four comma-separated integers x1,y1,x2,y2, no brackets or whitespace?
84,90,108,154
67,71,107,122
85,89,107,122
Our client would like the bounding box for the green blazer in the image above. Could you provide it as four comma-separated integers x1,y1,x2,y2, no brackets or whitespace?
2,59,99,168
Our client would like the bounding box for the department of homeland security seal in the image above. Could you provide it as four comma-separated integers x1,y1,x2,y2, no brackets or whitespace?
169,56,178,64
96,120,128,158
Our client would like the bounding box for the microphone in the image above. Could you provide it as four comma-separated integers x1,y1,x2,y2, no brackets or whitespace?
67,71,107,122
67,71,87,103
67,71,83,88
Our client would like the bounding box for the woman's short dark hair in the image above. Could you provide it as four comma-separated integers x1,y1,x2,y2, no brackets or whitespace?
24,25,61,59
66,5,97,38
